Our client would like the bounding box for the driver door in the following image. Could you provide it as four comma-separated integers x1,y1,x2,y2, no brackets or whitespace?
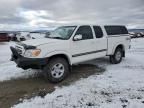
71,25,96,64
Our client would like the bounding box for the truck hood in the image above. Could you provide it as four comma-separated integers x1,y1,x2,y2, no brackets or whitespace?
21,38,62,46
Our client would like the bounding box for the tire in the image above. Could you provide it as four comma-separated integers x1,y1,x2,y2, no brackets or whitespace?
43,57,70,83
110,48,123,64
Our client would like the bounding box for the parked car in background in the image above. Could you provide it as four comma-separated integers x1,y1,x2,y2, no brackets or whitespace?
10,25,131,83
8,33,18,41
137,33,142,37
129,32,137,38
16,32,31,41
140,32,144,37
30,32,46,39
129,29,144,38
0,32,11,42
129,32,143,38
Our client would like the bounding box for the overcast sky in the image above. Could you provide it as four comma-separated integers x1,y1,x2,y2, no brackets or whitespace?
0,0,144,30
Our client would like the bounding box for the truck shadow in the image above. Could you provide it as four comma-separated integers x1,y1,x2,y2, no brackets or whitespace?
0,61,106,108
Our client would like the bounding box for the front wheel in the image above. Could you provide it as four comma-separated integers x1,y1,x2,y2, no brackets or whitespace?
43,57,70,83
110,48,123,64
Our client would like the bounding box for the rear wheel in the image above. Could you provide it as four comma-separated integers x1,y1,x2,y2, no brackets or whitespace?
110,48,123,64
43,57,70,83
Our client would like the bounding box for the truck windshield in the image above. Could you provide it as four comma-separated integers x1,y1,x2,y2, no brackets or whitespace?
46,26,76,40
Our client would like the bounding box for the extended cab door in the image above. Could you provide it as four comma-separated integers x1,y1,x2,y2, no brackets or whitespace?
71,25,98,64
92,26,107,56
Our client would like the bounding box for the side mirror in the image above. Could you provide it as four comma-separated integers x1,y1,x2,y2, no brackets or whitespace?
73,34,82,41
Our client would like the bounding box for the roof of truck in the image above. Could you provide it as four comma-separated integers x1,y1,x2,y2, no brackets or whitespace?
57,24,126,27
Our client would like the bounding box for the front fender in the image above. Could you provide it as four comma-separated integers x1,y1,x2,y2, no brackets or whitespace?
44,50,72,65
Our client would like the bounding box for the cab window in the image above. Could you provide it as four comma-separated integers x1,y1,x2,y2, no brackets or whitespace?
75,26,93,40
93,26,103,38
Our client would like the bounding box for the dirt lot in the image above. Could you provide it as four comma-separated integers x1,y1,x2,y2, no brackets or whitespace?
0,64,105,108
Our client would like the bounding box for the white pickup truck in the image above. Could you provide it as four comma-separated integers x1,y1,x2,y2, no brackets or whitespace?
10,25,131,83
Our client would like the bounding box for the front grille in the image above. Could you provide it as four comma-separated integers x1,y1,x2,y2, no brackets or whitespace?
15,45,23,55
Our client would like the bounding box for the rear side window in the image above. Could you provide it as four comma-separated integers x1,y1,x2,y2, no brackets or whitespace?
75,26,93,40
93,26,103,38
104,26,128,35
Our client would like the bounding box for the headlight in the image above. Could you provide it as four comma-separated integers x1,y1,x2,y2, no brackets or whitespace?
25,49,41,57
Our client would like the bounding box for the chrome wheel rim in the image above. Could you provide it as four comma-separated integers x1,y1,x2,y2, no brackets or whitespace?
51,63,65,78
115,51,122,61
